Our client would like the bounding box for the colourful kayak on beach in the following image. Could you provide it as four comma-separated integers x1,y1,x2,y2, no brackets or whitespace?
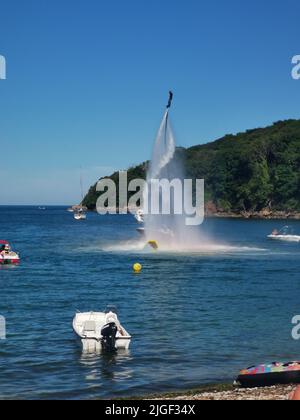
236,361,300,388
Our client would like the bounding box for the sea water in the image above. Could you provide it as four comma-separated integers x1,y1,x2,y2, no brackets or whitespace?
0,206,300,399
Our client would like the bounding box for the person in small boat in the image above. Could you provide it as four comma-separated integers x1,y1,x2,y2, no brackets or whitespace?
0,244,11,255
106,313,126,337
272,229,279,236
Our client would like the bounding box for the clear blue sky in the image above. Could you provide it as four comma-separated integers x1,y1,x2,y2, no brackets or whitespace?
0,0,300,204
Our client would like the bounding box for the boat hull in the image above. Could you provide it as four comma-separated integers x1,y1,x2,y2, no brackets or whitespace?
237,370,300,388
0,256,20,265
268,234,300,242
72,312,131,353
236,361,300,388
79,336,131,353
74,214,87,220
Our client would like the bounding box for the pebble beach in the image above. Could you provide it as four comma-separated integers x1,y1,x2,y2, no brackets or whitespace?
155,385,295,401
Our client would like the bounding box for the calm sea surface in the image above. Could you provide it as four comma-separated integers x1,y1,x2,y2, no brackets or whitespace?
0,206,300,399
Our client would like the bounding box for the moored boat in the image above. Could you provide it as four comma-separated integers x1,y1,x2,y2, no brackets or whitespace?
73,170,87,220
73,307,131,353
135,209,144,224
0,241,20,265
268,226,300,242
74,210,87,220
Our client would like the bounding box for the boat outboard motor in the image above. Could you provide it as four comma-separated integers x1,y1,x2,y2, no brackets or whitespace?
101,322,118,352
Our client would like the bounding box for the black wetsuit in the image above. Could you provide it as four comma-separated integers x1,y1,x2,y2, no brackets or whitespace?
167,91,173,109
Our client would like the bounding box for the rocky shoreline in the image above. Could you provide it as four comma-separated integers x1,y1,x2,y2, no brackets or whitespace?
206,211,300,220
204,202,300,220
147,384,296,401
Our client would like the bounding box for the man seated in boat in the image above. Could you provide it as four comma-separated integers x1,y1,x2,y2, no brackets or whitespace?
106,312,127,337
0,244,11,255
271,229,279,236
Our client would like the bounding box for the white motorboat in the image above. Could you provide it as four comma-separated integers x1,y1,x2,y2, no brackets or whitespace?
74,210,87,220
72,308,131,353
135,209,144,224
268,226,300,243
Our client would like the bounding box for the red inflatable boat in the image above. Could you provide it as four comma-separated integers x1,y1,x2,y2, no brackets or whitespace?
0,241,20,265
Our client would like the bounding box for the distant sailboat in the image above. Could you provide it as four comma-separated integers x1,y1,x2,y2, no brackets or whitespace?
74,171,87,221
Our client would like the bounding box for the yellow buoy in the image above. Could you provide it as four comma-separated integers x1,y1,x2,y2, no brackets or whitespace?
133,263,142,273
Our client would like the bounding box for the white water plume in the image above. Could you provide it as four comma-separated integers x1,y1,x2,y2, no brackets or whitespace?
141,108,251,252
141,109,203,249
147,110,176,180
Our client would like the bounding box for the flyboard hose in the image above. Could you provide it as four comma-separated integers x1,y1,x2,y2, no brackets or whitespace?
146,91,174,252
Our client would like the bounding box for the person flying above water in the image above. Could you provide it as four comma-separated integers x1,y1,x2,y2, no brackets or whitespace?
166,91,173,109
